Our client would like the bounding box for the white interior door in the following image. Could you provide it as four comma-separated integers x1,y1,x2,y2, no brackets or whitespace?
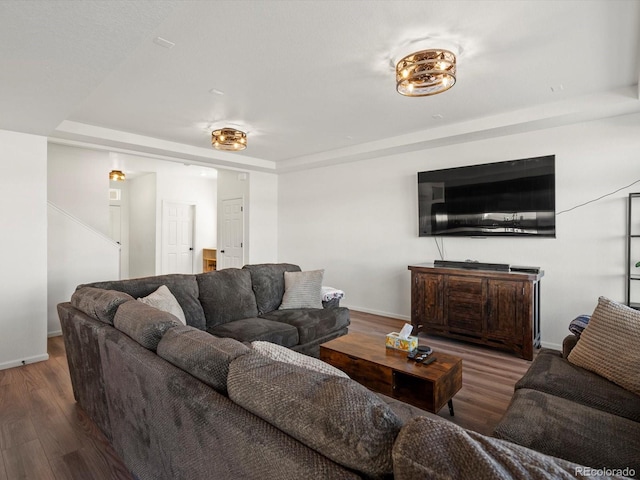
219,198,244,269
162,201,195,274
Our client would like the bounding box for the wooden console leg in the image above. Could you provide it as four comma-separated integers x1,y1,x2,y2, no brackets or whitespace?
448,399,454,416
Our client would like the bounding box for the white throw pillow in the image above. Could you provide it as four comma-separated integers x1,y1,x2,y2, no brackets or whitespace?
251,341,349,378
279,269,324,309
137,285,187,325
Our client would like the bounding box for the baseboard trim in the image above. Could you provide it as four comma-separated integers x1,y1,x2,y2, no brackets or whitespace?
0,353,49,371
47,330,62,338
342,304,411,323
540,340,561,351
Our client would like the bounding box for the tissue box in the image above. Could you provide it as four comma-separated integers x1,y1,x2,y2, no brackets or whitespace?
385,332,418,352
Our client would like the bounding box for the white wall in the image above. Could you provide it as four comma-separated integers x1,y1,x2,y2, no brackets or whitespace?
129,173,157,277
48,143,110,235
47,143,121,335
278,112,640,349
0,130,48,369
47,204,120,334
155,172,217,273
248,171,278,263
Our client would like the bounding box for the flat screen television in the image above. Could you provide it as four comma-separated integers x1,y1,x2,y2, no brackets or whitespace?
418,155,555,237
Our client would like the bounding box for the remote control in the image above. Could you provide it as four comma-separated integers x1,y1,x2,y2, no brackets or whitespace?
407,350,418,360
421,357,436,366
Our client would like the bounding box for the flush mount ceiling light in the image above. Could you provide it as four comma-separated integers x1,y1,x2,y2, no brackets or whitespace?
109,170,125,181
211,128,247,151
396,49,456,97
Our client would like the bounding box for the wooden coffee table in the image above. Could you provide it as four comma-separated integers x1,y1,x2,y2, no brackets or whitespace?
320,332,462,415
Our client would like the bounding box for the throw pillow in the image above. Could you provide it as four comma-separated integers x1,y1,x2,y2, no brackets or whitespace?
251,340,349,378
568,296,640,396
568,314,591,337
137,285,187,325
279,269,324,309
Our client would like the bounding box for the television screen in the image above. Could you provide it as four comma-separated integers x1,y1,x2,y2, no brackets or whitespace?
418,155,555,237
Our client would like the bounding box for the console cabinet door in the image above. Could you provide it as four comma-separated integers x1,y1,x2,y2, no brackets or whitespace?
411,273,444,333
445,275,486,334
486,279,523,340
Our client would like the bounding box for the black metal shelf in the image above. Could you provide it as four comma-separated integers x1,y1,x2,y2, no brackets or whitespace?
627,193,640,307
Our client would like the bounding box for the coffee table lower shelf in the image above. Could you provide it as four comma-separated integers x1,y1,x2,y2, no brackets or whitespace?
320,332,462,415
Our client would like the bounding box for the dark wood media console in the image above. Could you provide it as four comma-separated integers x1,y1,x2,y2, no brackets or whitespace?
408,264,543,360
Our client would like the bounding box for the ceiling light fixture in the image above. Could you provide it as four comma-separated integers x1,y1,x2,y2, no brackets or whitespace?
396,49,456,97
109,170,125,181
211,128,247,151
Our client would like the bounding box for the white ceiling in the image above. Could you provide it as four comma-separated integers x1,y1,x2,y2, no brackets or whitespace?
1,0,639,173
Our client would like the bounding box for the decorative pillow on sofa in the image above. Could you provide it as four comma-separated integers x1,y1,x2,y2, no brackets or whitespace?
137,285,186,325
279,269,324,309
568,314,591,338
251,341,349,378
568,296,640,396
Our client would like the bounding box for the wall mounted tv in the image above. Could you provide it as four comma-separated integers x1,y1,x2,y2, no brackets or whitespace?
418,155,555,237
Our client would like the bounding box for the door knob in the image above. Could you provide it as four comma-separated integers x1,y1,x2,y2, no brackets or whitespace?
220,250,225,253
189,247,193,251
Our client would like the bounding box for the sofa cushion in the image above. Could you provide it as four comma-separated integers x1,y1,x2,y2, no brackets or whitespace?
71,287,134,325
394,416,586,480
493,388,640,474
138,285,186,325
227,351,402,479
279,270,324,309
259,308,350,344
113,300,181,351
207,317,299,347
197,269,259,328
242,263,301,314
516,348,640,422
84,274,206,330
251,341,349,378
568,296,640,396
157,326,250,394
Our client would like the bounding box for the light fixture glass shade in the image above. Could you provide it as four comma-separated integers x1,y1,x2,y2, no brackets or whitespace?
396,49,456,97
109,170,125,181
211,128,247,151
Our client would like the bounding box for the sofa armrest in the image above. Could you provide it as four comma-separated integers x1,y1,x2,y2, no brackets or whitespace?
393,416,588,480
562,334,579,358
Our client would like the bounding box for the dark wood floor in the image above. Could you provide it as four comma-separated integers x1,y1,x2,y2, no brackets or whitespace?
0,311,533,479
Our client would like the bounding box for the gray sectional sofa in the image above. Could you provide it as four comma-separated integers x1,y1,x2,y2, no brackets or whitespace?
58,264,627,479
80,263,349,357
494,336,640,478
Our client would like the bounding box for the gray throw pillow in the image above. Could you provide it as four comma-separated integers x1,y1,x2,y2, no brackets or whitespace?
279,269,324,309
137,285,187,325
